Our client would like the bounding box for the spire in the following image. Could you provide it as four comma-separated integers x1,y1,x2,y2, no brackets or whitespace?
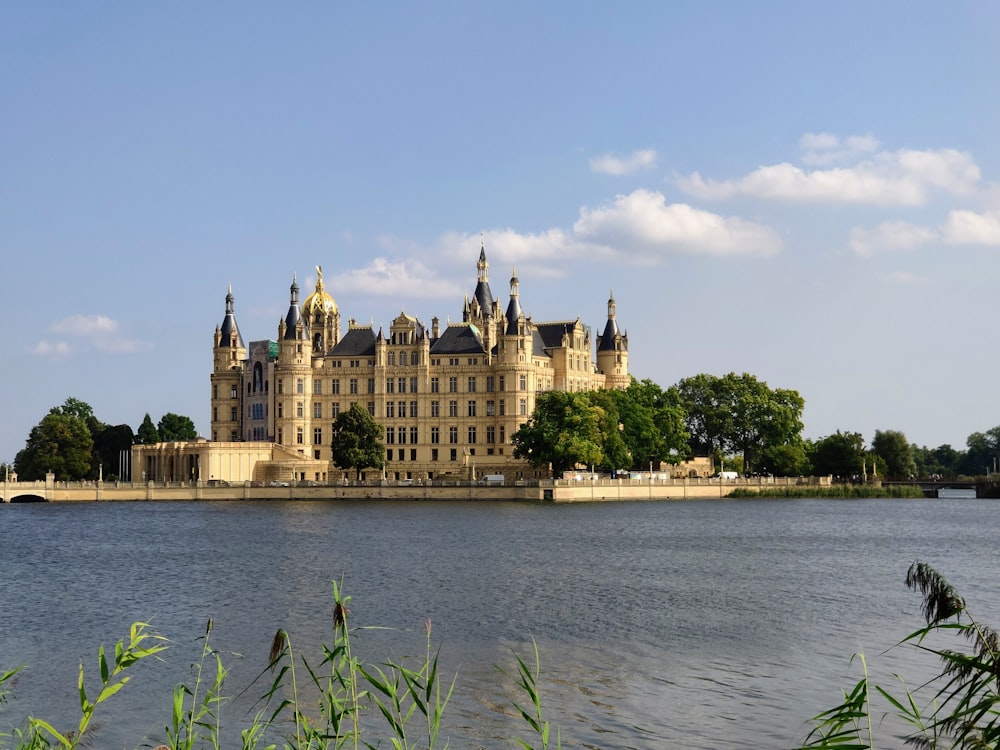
219,285,244,348
283,274,307,340
477,236,488,283
471,239,495,318
505,267,523,335
598,290,622,351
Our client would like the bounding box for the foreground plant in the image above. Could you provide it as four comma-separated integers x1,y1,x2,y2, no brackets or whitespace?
797,561,1000,750
498,639,561,750
11,622,167,749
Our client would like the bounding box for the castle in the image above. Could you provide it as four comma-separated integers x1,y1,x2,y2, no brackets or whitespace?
200,244,629,484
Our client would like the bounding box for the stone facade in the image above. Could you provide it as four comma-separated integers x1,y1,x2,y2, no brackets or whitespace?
209,246,629,482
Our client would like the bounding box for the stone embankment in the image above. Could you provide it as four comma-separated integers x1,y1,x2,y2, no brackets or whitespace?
2,475,831,503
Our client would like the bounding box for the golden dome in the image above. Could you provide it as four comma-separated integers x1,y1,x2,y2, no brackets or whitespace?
301,265,338,318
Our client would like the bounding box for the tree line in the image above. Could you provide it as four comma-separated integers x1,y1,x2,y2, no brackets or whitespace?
7,380,999,483
6,398,197,481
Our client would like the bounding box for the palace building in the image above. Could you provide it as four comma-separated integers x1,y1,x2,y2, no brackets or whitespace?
201,245,629,484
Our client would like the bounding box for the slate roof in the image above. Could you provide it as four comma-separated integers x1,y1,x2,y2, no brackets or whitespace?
429,323,486,355
330,326,377,357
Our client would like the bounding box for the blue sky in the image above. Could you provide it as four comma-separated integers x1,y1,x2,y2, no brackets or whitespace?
3,2,998,464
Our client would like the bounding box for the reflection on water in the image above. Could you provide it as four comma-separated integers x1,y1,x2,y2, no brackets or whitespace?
1,497,999,749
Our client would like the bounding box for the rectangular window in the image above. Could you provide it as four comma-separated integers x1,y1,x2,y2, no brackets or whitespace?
386,379,395,393
499,376,505,391
230,386,238,399
500,425,506,443
314,380,322,395
410,448,417,461
398,400,405,418
431,427,440,444
296,427,303,444
410,377,418,393
313,428,322,444
519,374,527,391
500,399,506,416
332,403,340,418
449,426,458,444
297,379,304,394
468,426,477,444
520,398,527,416
387,448,393,461
467,400,477,417
367,402,375,416
278,380,284,394
430,400,440,417
213,384,219,400
450,448,457,461
409,401,418,417
398,377,406,393
431,377,439,393
368,378,375,394
398,426,406,445
296,402,303,418
313,402,322,419
349,378,358,394
486,376,495,392
448,376,457,393
467,376,476,393
410,426,418,444
386,401,395,418
432,448,439,461
230,406,237,421
386,429,395,444
213,406,218,422
449,400,458,417
486,426,495,443
278,402,284,418
486,400,495,416
332,379,340,394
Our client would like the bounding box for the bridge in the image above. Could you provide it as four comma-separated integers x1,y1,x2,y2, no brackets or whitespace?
882,479,994,498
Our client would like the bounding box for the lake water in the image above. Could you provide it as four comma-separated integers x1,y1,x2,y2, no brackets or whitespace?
2,497,999,749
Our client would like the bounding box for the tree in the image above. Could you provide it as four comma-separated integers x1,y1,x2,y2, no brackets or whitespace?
512,391,606,477
158,413,197,442
136,414,160,444
809,431,866,479
15,411,95,481
872,429,917,480
958,427,1000,476
676,372,804,474
609,379,690,469
331,404,385,479
92,423,135,479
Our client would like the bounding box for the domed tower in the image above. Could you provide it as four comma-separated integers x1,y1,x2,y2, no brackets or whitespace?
211,286,247,442
301,265,341,354
274,275,312,451
596,291,629,390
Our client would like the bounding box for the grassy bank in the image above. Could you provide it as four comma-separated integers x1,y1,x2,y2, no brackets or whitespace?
729,483,925,499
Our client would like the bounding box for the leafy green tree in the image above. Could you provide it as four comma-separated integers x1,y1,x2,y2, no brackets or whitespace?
50,396,95,422
931,443,960,478
609,379,690,469
958,427,1000,476
158,413,197,441
15,411,95,481
756,439,809,476
331,404,385,480
809,431,866,479
136,413,160,444
872,429,917,480
676,372,804,474
587,390,631,471
512,391,606,476
92,423,135,479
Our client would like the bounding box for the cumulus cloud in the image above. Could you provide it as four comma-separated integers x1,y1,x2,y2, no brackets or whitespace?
941,210,1000,245
330,257,463,299
572,189,782,259
590,149,658,175
33,315,148,357
849,221,936,257
31,340,72,356
851,210,1000,256
677,136,981,206
800,132,880,166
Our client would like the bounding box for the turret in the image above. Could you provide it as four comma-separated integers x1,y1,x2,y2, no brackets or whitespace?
596,290,629,390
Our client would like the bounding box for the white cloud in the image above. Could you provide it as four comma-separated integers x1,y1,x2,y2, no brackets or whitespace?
800,132,880,166
37,315,149,356
331,257,463,299
849,221,936,257
51,314,119,336
31,340,71,356
590,149,658,176
677,139,981,206
572,189,782,259
941,210,1000,245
